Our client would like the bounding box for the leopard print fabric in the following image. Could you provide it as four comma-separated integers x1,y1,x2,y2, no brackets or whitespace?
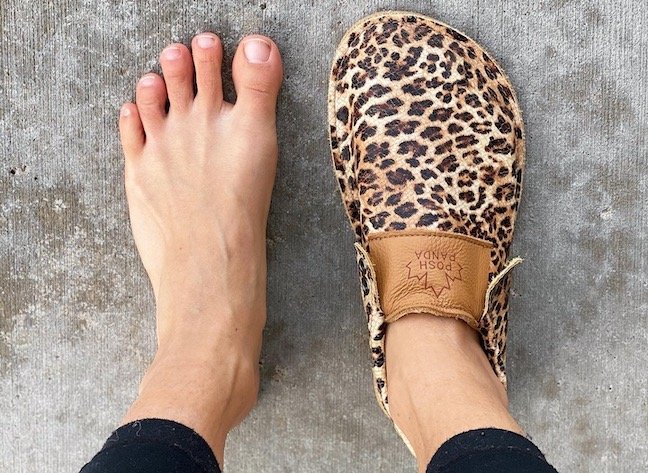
328,11,526,432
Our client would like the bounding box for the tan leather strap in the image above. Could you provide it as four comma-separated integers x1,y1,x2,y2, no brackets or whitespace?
367,230,493,328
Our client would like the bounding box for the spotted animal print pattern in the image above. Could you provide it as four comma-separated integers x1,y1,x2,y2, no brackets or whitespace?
328,11,526,436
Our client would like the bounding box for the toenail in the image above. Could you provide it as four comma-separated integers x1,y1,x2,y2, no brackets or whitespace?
139,75,157,86
244,39,271,64
197,34,215,49
163,47,182,60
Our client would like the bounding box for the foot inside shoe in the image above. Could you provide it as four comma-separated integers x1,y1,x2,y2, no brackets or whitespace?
328,11,526,452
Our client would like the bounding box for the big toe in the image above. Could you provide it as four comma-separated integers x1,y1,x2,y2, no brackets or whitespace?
232,35,283,117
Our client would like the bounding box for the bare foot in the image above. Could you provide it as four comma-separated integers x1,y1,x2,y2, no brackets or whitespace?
117,33,282,466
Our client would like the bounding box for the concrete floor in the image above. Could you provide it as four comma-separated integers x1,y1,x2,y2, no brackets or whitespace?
1,0,646,471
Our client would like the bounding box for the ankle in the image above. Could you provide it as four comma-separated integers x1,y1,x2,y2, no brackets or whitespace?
385,315,522,465
385,315,486,384
122,348,260,466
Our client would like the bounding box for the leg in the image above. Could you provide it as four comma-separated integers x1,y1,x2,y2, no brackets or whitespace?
386,315,524,472
83,32,282,471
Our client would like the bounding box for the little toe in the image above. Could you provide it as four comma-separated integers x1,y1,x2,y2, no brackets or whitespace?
119,103,145,156
160,44,195,113
135,73,167,134
232,35,283,117
192,33,224,109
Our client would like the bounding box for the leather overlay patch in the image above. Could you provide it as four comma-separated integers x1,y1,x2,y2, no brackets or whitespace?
367,230,493,328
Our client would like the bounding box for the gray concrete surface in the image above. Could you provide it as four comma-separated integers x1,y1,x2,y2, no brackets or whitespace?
1,0,646,471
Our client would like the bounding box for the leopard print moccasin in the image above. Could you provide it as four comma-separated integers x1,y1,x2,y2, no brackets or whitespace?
328,11,526,452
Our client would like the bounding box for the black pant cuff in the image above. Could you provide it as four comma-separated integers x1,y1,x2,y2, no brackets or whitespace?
426,428,558,473
80,418,221,473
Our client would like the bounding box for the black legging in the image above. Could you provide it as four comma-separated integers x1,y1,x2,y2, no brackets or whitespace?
81,418,558,472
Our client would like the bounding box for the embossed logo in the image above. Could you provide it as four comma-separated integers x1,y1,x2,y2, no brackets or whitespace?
406,250,464,297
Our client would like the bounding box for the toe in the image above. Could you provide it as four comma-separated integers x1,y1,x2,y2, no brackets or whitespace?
232,35,283,116
160,44,195,113
119,103,145,155
191,33,224,108
135,73,167,134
